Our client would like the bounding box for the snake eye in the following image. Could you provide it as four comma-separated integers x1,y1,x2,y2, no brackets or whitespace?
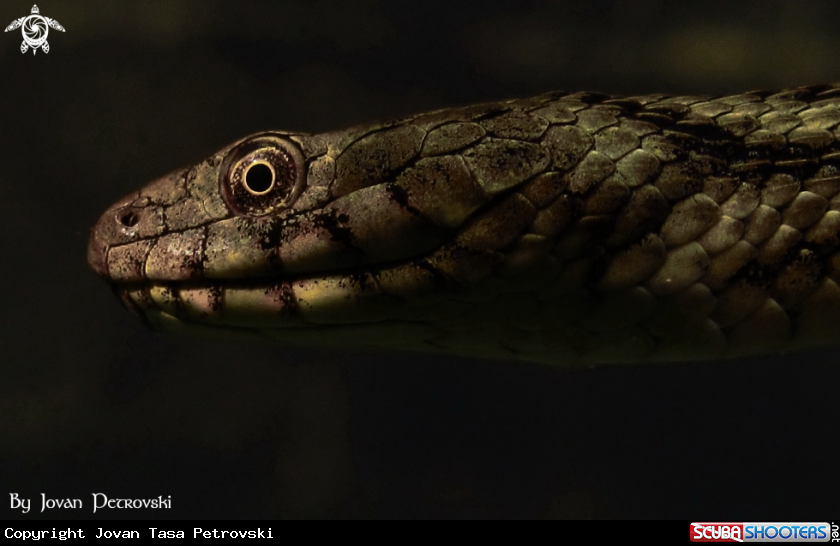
221,135,306,216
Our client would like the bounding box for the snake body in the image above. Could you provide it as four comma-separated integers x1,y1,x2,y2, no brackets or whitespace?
88,84,840,364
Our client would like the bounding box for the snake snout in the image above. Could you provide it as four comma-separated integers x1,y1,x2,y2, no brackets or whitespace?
87,191,142,280
87,168,191,282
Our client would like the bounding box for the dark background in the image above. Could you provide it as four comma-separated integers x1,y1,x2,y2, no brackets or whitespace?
1,0,839,519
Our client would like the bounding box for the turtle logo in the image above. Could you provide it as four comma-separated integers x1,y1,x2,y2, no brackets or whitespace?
5,5,65,55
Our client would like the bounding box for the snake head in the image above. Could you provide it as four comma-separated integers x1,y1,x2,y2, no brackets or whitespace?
86,97,567,358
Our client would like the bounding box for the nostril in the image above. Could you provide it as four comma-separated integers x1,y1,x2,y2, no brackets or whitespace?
117,210,139,227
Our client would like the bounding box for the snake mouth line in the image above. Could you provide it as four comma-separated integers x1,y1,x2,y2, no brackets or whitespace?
108,262,439,334
108,278,499,358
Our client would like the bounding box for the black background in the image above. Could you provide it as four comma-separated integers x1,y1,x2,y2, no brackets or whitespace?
1,0,839,519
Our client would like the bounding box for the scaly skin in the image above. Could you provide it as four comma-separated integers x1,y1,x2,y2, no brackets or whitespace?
88,84,840,364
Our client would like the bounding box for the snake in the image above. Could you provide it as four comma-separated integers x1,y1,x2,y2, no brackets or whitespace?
87,83,840,365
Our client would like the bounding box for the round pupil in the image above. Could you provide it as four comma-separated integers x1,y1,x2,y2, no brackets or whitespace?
244,163,274,193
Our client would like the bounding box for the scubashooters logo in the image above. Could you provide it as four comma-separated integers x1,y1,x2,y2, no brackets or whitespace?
4,5,65,54
691,522,834,542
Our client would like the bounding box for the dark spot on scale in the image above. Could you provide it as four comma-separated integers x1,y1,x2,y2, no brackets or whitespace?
264,252,283,270
313,210,356,248
264,283,298,316
385,183,425,218
208,285,223,312
349,271,374,291
257,218,286,250
738,260,775,290
738,241,820,290
163,285,185,313
386,183,411,208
